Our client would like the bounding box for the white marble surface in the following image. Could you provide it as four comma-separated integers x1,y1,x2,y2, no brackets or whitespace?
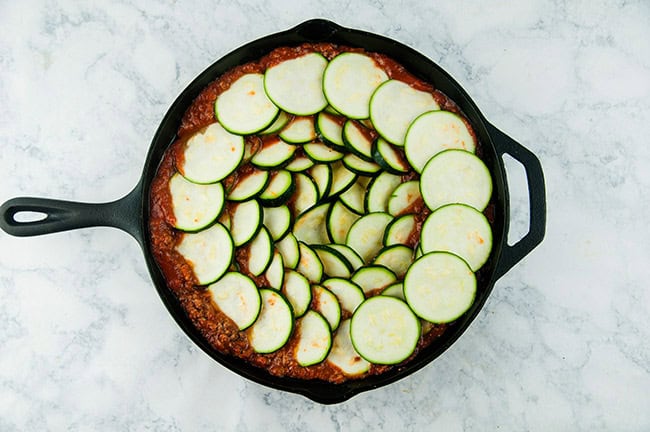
1,0,649,430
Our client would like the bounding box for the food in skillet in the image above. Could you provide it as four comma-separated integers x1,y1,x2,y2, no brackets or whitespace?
149,43,493,382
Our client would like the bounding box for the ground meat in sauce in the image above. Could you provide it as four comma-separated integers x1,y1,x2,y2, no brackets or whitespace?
148,42,491,383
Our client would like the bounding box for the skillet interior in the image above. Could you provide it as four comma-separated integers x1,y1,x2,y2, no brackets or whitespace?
140,19,508,404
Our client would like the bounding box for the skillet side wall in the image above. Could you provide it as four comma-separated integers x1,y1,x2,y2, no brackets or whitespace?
139,21,508,403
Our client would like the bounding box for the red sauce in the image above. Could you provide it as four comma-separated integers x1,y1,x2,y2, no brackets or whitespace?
149,43,486,383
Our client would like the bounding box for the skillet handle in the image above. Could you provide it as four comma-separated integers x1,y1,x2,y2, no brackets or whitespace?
487,123,546,279
0,182,144,246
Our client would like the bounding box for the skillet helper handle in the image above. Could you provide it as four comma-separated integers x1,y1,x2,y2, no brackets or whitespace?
487,123,546,279
0,183,143,245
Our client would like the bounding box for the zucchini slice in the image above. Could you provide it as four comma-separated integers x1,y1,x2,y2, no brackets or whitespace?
247,226,273,276
323,52,389,119
263,205,292,241
303,142,344,163
276,233,300,269
264,52,328,116
326,244,364,271
285,155,315,172
420,149,492,211
420,204,492,271
350,265,397,295
265,250,285,290
369,79,440,146
404,110,476,172
279,116,317,144
327,319,370,375
259,111,291,135
178,122,244,184
259,170,294,206
295,310,332,367
372,138,409,174
342,153,381,176
316,112,346,148
343,120,374,161
215,73,279,135
208,272,261,330
327,161,358,197
296,242,323,283
228,169,270,202
230,200,262,246
350,296,420,364
313,246,353,279
322,278,365,315
293,202,331,245
251,137,297,169
312,285,342,331
176,223,233,286
339,179,367,215
282,269,312,317
404,251,477,323
292,173,320,216
169,173,224,232
326,200,361,244
249,289,294,353
381,282,405,301
308,163,332,199
373,245,414,278
346,212,393,263
365,171,402,213
383,214,416,246
387,180,421,216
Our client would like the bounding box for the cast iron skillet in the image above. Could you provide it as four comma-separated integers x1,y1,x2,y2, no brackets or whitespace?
0,19,546,404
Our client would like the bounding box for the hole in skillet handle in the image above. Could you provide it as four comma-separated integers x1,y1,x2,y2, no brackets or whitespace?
292,19,342,41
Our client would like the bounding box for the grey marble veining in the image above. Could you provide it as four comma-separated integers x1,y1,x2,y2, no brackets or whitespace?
1,1,650,430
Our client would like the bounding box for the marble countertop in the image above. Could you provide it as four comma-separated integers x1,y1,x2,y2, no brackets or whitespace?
1,1,649,430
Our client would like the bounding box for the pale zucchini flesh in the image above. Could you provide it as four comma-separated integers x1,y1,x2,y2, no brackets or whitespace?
230,200,262,246
322,278,365,315
249,289,294,353
295,310,332,366
327,319,371,376
169,173,224,232
346,212,393,263
176,223,233,286
312,285,342,331
208,272,261,330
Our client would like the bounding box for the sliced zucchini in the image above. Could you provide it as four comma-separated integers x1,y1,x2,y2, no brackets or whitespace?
404,110,476,172
295,310,332,366
282,269,312,317
420,204,492,271
327,161,358,197
251,137,297,169
387,180,421,216
381,282,405,301
326,244,364,271
373,245,414,278
312,285,341,331
293,202,331,245
296,242,323,283
343,120,374,160
346,212,393,263
249,289,294,353
372,138,409,174
415,243,424,259
292,173,320,216
169,173,224,232
285,155,315,172
303,142,344,163
247,226,273,276
263,205,292,240
404,251,477,323
227,169,270,202
323,52,389,119
342,153,381,176
230,200,262,246
350,296,420,364
316,112,345,148
327,319,371,375
369,79,440,146
308,163,332,199
339,180,367,215
265,250,285,290
215,73,279,135
259,111,291,135
326,200,361,244
279,116,317,144
264,52,328,116
276,232,300,269
365,172,402,213
322,278,365,315
176,223,233,285
420,149,492,212
313,246,353,279
350,265,397,295
259,170,294,206
179,122,244,184
383,214,416,246
208,272,261,330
